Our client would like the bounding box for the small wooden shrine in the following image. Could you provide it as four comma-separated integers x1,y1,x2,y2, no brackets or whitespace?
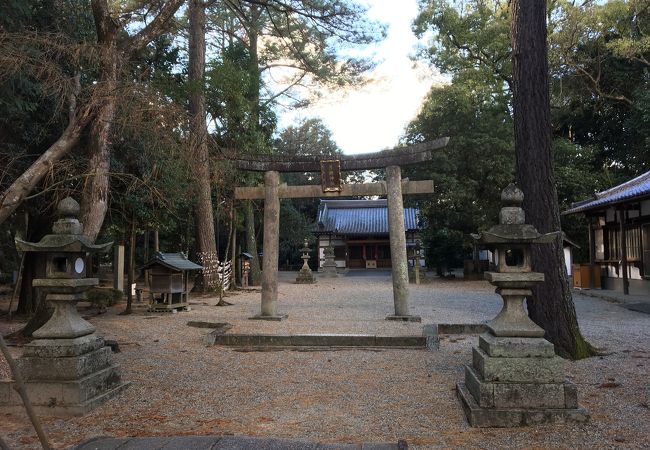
143,252,202,312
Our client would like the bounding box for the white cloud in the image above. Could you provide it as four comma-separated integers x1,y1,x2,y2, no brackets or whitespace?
277,0,448,155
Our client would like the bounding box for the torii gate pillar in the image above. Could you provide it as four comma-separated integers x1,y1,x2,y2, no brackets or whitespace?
385,165,421,322
249,170,287,320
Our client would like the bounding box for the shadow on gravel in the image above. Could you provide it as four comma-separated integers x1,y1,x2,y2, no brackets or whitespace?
345,270,392,277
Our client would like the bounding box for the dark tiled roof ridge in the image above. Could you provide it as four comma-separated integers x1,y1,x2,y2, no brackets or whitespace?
595,170,650,199
320,199,388,208
563,169,650,215
315,198,421,234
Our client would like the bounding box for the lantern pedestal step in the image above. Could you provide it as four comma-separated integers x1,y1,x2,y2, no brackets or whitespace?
0,334,129,417
457,382,589,427
458,331,589,427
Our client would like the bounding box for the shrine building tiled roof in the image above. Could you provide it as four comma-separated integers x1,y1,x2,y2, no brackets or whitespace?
315,199,421,235
143,252,203,271
563,170,650,215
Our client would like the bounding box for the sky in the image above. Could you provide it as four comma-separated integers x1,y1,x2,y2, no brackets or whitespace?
277,0,447,155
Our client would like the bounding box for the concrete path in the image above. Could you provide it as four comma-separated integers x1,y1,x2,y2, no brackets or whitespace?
573,287,650,305
573,287,650,314
74,435,406,450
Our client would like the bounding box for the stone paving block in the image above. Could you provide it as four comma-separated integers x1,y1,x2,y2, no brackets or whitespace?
115,437,172,449
162,436,220,450
478,333,555,358
374,336,425,347
472,347,564,383
215,436,318,450
422,324,439,350
73,436,131,449
437,324,488,335
385,315,421,323
316,443,361,449
262,335,293,346
361,444,402,450
209,333,427,349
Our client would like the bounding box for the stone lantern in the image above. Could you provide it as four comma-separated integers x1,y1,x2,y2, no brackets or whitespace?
295,239,315,284
320,245,338,278
0,198,129,416
457,184,588,427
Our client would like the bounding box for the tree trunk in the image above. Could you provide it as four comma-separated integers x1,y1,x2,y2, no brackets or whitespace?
16,252,51,337
511,0,594,359
189,0,218,291
245,201,261,285
0,107,89,226
81,0,120,242
247,5,262,133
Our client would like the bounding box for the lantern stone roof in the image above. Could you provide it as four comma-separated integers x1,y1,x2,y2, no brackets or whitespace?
473,184,558,245
143,252,203,271
315,199,420,235
15,234,112,253
15,197,112,253
563,169,650,215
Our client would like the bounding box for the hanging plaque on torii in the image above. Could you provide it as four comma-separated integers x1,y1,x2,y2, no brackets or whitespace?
227,137,449,322
320,159,342,193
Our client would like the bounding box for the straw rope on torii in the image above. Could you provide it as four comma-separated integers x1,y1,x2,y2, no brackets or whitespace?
228,137,449,321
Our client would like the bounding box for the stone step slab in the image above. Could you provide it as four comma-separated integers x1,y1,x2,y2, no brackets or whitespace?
206,333,428,349
73,436,407,450
19,346,113,381
464,365,576,409
478,332,555,358
472,347,564,383
457,382,589,427
1,363,124,406
22,335,105,358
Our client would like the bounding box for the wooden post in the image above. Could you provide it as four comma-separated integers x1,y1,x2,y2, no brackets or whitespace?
153,229,159,252
588,218,596,265
588,217,596,289
144,230,149,263
113,244,125,293
620,209,629,295
231,216,237,286
250,170,286,320
385,165,420,321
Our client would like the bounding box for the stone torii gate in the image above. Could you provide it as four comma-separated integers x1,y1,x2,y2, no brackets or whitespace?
231,137,449,321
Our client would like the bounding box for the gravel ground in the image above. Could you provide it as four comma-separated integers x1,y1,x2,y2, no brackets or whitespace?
1,273,649,449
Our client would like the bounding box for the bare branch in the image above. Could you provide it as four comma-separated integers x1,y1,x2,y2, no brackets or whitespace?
127,0,186,54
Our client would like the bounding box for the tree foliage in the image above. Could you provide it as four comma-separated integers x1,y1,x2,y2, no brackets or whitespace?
411,0,650,271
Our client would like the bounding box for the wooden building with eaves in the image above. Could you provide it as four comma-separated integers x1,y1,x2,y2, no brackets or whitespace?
313,199,424,270
563,170,650,295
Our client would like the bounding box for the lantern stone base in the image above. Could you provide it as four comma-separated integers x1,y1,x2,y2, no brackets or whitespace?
320,267,338,278
0,335,130,417
295,269,315,284
385,314,422,323
457,332,589,427
248,313,288,321
456,383,589,427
